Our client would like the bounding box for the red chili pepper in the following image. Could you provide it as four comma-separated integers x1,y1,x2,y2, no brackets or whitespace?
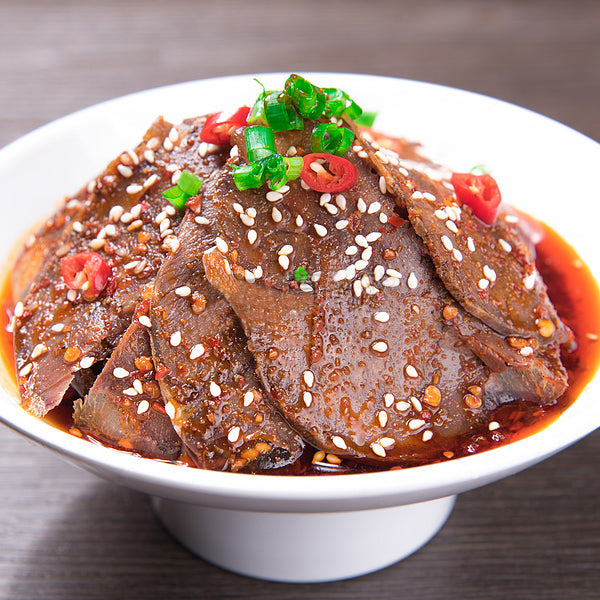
450,172,502,226
300,153,358,193
61,252,112,301
200,106,250,145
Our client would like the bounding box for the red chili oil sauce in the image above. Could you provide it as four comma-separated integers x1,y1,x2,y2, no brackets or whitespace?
1,219,599,475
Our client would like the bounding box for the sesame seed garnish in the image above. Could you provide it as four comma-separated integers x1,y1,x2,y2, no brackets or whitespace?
379,213,388,224
335,194,347,210
374,311,390,323
345,245,358,256
89,239,106,250
245,270,256,283
137,400,150,415
520,346,534,356
138,315,152,328
165,402,175,418
377,410,388,427
230,145,239,158
446,220,459,234
384,393,395,407
332,436,347,450
435,209,448,220
370,442,386,457
314,223,328,237
333,269,347,282
240,213,255,227
422,430,433,442
302,391,313,407
72,221,83,233
227,426,241,443
303,370,315,387
19,363,33,377
117,164,133,178
374,265,385,281
126,183,143,195
361,247,373,261
146,137,160,150
123,388,138,397
379,176,387,194
355,235,368,247
408,418,426,430
355,260,368,271
478,278,490,290
335,219,349,230
170,331,182,347
411,191,424,199
407,272,418,289
380,437,395,448
271,207,282,223
133,379,143,394
209,381,221,397
483,265,497,281
405,364,419,378
366,232,382,243
80,356,94,369
357,198,367,212
300,283,313,293
411,396,423,411
31,343,48,360
51,323,65,332
453,249,463,261
278,255,290,270
175,286,191,297
365,286,379,295
278,244,294,255
295,215,304,227
143,149,155,163
113,367,129,379
319,192,331,205
163,138,173,152
190,344,205,360
67,289,78,302
386,268,402,278
360,274,371,288
243,391,255,407
441,235,453,251
311,271,321,282
489,421,500,431
523,272,536,290
233,203,244,214
254,265,264,279
214,237,228,254
368,201,382,214
423,192,436,201
382,277,400,288
467,237,476,252
14,302,24,318
499,239,512,252
396,401,411,412
375,150,389,164
353,280,363,297
371,341,388,353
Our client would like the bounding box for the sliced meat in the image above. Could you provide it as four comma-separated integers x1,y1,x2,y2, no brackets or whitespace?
14,116,228,416
73,316,181,460
150,212,303,472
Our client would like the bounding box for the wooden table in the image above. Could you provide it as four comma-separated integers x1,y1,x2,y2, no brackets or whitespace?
1,1,598,598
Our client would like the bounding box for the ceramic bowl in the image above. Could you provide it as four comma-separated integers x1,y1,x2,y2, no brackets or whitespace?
0,73,599,583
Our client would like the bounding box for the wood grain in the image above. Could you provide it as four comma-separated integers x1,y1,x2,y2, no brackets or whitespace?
1,1,599,598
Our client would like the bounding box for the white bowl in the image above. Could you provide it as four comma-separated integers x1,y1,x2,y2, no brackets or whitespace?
0,73,599,583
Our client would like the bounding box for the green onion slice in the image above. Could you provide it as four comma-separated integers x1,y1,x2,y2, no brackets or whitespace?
176,170,203,196
283,156,303,180
294,266,308,282
285,74,327,119
323,88,362,120
311,123,354,156
264,92,303,131
354,111,378,128
245,126,276,162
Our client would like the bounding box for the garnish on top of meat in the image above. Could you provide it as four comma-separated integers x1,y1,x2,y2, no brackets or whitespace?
11,74,575,471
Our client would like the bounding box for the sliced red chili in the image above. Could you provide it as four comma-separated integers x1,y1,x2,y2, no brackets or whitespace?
61,252,112,301
450,172,502,226
199,106,250,145
300,152,358,193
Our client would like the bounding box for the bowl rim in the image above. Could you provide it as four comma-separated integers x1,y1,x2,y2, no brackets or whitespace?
1,72,599,511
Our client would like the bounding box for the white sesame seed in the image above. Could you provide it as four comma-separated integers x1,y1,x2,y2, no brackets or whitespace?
467,237,476,252
335,194,347,210
19,363,32,377
164,402,175,418
230,145,239,158
272,207,282,223
353,280,363,297
408,419,425,430
246,207,257,218
374,311,390,323
380,437,395,448
243,391,255,407
371,442,386,457
311,271,321,282
303,370,315,387
411,191,424,199
278,244,294,256
379,176,387,194
453,249,463,261
300,283,313,293
405,364,419,378
117,164,133,178
434,209,448,220
361,274,371,288
240,213,255,227
31,343,48,359
126,184,143,195
365,286,379,295
89,238,106,250
266,191,283,202
422,430,433,442
374,265,385,281
523,272,536,290
175,286,191,298
113,367,129,379
371,341,388,353
278,255,290,270
332,436,347,450
368,202,382,215
411,396,422,411
345,245,358,256
295,215,304,227
163,138,174,152
14,302,24,318
379,213,388,224
355,235,368,248
520,346,534,357
51,323,65,332
278,185,290,194
355,260,368,271
72,221,83,233
228,426,241,443
67,289,78,302
170,331,182,347
245,270,256,284
366,232,382,243
319,193,332,206
233,203,244,214
396,401,411,412
143,149,155,163
124,260,140,271
478,278,490,290
407,272,418,289
254,266,264,279
382,277,400,288
375,150,389,164
378,410,388,427
302,391,313,407
78,356,94,369
386,268,402,278
441,235,453,251
483,265,497,281
168,127,179,143
489,421,500,431
190,344,205,360
357,198,367,212
215,237,229,254
358,150,368,158
423,192,436,201
209,381,221,397
446,220,459,234
314,224,328,237
333,269,347,282
138,315,152,328
132,379,143,394
335,220,349,230
384,393,395,407
361,246,373,261
136,399,150,415
123,388,138,397
325,204,339,215
505,215,519,223
246,229,258,245
499,239,512,252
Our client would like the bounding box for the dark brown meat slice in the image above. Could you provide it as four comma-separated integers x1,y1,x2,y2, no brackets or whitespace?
73,317,181,460
201,144,503,462
353,128,571,346
14,116,228,416
150,212,303,472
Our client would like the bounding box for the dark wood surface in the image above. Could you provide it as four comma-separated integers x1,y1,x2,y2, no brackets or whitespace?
1,1,599,598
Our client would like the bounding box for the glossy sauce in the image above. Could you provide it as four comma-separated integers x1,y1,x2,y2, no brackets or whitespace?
2,219,599,475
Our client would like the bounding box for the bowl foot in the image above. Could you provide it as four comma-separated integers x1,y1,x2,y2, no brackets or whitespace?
151,494,456,583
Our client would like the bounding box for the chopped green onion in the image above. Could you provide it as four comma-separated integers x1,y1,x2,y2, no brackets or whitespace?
283,156,303,180
285,74,327,119
162,170,203,209
311,123,354,156
294,266,308,282
323,88,363,120
245,126,276,162
354,111,378,128
470,164,490,175
232,153,300,191
264,92,303,131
